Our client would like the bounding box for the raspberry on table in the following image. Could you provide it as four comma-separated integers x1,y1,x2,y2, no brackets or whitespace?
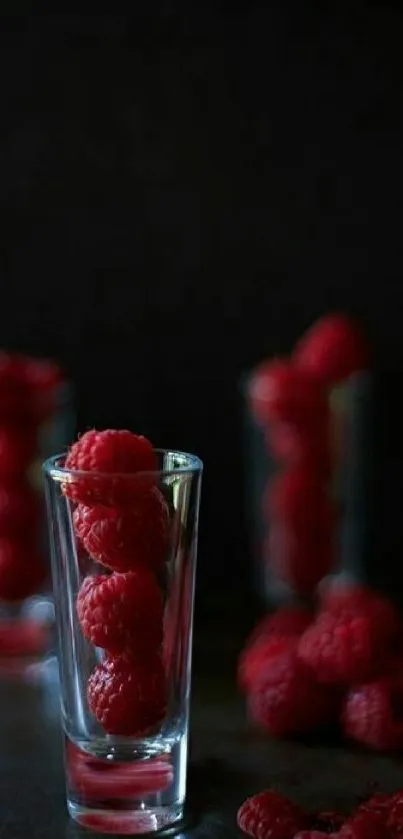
77,570,163,656
0,539,47,601
319,580,402,641
340,810,389,839
342,678,403,751
248,359,329,430
247,646,338,736
63,429,158,505
74,487,169,572
293,313,369,387
299,586,401,686
238,636,291,694
238,607,312,693
87,654,167,736
237,789,308,839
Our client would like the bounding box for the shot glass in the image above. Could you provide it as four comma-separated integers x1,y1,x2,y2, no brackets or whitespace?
0,356,74,667
243,366,373,606
43,448,202,835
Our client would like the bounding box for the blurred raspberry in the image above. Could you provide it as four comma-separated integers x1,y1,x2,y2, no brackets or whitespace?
299,585,402,686
87,654,167,736
0,539,47,601
293,313,369,387
0,483,40,536
238,636,291,693
63,429,158,505
342,678,403,751
298,611,384,686
386,793,403,837
341,809,389,839
0,427,36,479
237,789,308,839
77,570,163,655
74,488,169,573
247,646,338,736
319,580,402,640
248,358,329,431
238,607,312,692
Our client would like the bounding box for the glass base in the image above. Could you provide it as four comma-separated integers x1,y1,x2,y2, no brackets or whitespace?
68,801,183,835
66,735,187,835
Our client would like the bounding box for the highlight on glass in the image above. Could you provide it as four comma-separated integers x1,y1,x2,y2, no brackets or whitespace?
43,432,202,835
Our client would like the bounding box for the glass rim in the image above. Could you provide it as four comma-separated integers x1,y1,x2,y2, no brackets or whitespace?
42,448,203,482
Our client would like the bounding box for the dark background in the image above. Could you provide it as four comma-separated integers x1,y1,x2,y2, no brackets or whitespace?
1,8,402,611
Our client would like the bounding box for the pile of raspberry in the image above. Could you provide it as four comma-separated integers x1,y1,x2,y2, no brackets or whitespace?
248,313,369,596
237,786,403,839
63,429,170,737
0,352,63,605
238,581,403,751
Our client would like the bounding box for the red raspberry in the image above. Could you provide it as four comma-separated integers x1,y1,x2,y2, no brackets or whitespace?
299,586,401,686
238,607,312,692
0,539,47,601
248,359,328,430
77,570,163,656
293,314,369,387
357,795,392,820
74,488,169,572
247,646,337,736
0,483,40,536
342,678,403,751
87,654,167,736
319,580,402,640
63,429,158,505
341,810,389,839
0,427,36,479
298,611,383,686
237,789,308,839
386,793,403,838
238,636,291,693
162,549,193,680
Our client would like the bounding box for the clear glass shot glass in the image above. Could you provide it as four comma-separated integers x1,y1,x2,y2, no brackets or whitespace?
43,449,203,835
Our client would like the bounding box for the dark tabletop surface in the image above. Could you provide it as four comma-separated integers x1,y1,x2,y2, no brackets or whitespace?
1,628,403,839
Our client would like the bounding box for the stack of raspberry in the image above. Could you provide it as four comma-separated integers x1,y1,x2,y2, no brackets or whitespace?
63,429,170,736
237,786,403,839
248,313,369,596
238,581,403,751
0,352,63,606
